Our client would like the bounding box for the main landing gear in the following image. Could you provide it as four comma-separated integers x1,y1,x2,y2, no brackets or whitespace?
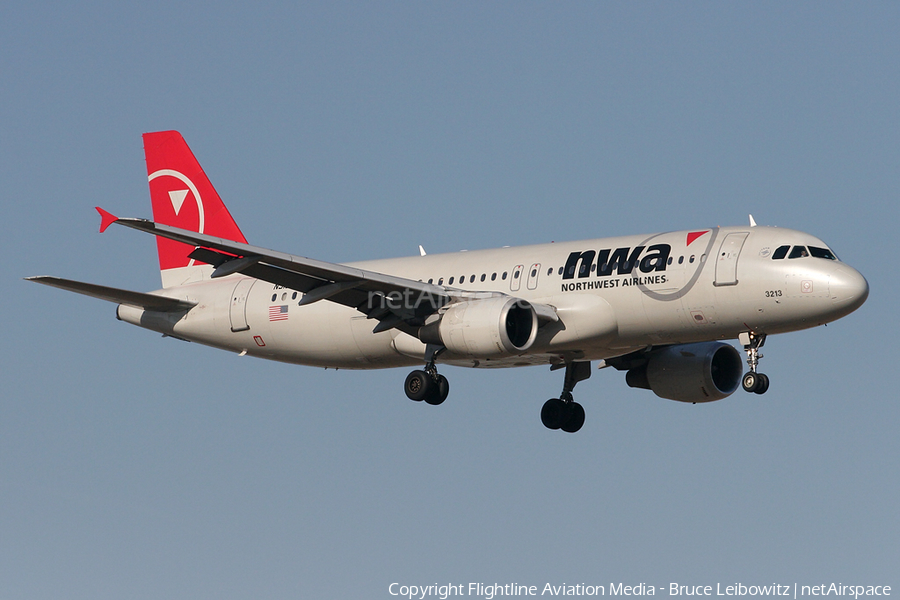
740,332,770,395
541,361,591,433
402,351,592,433
404,345,449,406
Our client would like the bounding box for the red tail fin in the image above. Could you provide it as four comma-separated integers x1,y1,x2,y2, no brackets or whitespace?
143,131,247,285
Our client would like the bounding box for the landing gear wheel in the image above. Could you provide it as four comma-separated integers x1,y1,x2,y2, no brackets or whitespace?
742,372,759,393
541,398,566,430
754,373,770,395
560,402,585,433
542,362,592,433
406,345,450,405
425,375,450,405
404,370,433,401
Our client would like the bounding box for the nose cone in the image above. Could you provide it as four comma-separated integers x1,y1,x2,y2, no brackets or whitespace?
830,265,869,316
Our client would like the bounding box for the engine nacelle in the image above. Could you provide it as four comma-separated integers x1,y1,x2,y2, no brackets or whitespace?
419,297,538,357
625,342,743,403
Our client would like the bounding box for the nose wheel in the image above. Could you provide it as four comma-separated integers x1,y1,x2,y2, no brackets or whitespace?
741,371,769,394
740,332,769,394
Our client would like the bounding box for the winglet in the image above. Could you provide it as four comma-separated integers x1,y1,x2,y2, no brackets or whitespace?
96,207,118,233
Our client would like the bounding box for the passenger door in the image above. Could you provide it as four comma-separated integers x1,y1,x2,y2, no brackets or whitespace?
714,233,749,286
229,278,257,332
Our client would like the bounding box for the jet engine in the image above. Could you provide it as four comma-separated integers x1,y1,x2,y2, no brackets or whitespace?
625,341,743,403
418,297,538,357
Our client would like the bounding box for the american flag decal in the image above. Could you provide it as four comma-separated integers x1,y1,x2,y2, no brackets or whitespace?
269,305,289,321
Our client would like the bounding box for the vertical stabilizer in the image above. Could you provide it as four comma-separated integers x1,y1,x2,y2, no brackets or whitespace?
143,131,248,288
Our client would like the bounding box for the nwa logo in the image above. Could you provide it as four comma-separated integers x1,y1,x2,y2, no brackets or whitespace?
148,169,207,270
562,244,671,279
148,168,207,235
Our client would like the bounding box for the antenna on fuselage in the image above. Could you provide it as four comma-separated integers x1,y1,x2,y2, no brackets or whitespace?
749,214,758,227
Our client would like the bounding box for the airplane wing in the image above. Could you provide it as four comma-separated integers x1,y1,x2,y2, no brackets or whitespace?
26,276,196,311
98,209,558,334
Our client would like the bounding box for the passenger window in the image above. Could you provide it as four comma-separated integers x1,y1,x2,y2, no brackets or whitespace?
789,246,809,259
428,278,433,284
558,266,564,275
502,272,508,280
547,267,552,276
514,271,520,279
480,274,486,282
470,275,475,283
271,294,277,302
448,277,455,285
292,292,297,300
438,278,444,285
809,246,837,260
689,256,695,263
491,273,497,281
772,245,790,260
667,257,673,265
678,256,684,265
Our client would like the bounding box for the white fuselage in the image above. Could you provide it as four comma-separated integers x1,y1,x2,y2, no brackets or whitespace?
116,225,868,370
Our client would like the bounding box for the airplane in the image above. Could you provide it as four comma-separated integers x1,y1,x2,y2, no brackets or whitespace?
27,130,869,433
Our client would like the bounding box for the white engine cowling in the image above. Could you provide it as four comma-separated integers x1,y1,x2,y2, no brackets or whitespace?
626,342,743,403
421,297,538,357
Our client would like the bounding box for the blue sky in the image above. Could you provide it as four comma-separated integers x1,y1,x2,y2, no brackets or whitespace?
2,3,898,599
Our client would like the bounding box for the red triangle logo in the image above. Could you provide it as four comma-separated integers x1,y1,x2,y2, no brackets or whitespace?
686,231,709,247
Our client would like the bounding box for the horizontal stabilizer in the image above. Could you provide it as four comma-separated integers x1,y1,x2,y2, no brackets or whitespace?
25,276,196,312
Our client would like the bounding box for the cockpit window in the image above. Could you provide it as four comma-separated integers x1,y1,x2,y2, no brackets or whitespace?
809,246,837,260
774,244,838,261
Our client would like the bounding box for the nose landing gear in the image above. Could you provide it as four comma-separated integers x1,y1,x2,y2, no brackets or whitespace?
740,332,769,394
541,361,591,433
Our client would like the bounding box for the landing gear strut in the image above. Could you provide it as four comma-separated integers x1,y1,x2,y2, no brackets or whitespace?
404,345,449,406
541,361,591,433
740,332,769,394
